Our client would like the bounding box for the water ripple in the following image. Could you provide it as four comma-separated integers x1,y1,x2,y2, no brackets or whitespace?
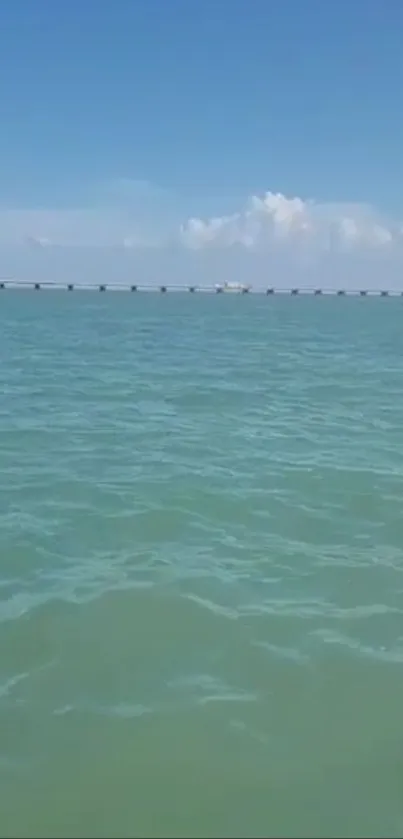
1,293,403,836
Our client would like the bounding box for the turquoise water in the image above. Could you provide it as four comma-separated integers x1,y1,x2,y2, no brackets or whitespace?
1,291,403,838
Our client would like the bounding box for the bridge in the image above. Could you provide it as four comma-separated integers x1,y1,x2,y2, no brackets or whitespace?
0,280,402,296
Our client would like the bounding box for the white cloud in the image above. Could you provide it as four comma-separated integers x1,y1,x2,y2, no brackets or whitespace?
0,179,180,249
179,191,399,253
0,208,161,249
0,184,403,289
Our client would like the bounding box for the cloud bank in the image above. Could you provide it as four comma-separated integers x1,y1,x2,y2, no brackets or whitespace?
180,193,399,252
1,183,403,289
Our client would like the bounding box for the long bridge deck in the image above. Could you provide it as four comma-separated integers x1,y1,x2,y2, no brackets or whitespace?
0,280,402,296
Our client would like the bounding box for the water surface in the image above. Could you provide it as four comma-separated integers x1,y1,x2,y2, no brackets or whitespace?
1,291,403,837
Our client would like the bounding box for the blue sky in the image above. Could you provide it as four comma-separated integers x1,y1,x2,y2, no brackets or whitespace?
0,0,402,287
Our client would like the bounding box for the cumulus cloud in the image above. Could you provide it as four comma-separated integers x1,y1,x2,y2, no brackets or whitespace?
179,191,399,253
0,184,402,289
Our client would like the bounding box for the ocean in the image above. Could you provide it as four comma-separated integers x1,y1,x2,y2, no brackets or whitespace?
1,290,403,838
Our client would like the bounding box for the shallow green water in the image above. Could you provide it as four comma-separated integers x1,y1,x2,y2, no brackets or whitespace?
1,291,403,837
